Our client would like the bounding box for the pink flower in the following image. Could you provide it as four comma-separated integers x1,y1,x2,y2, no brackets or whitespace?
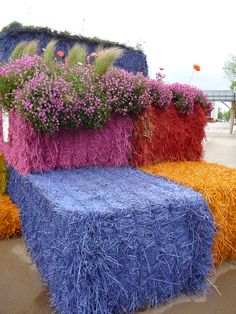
156,72,166,80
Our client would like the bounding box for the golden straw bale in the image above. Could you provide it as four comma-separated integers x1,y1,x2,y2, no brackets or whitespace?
0,195,21,239
0,154,7,194
141,161,236,266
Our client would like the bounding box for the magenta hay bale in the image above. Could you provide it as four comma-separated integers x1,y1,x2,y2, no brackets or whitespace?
0,112,133,174
7,167,214,314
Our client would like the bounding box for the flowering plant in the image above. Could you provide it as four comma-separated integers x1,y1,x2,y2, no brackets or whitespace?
0,56,43,110
0,54,212,133
99,68,149,115
14,71,78,133
148,80,172,110
170,83,196,114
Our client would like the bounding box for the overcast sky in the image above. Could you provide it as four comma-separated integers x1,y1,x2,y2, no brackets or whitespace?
0,0,235,91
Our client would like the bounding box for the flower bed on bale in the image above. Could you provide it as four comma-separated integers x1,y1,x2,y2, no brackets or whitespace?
7,166,214,314
0,55,212,173
141,162,236,266
0,112,133,174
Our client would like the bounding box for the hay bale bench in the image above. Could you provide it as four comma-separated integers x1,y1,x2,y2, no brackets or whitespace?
0,154,21,239
141,162,236,266
0,112,133,175
7,166,214,314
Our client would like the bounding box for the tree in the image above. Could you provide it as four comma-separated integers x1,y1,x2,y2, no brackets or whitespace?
218,108,224,120
223,55,236,88
223,110,230,121
1,21,22,33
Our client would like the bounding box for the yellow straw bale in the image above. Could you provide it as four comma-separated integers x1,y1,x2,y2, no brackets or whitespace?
0,195,21,239
0,154,7,194
141,161,236,266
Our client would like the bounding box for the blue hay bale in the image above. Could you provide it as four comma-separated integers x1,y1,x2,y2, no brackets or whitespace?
0,28,148,75
7,167,214,314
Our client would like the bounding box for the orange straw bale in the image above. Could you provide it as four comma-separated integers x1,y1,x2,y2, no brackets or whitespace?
0,153,7,194
141,161,236,266
0,195,21,239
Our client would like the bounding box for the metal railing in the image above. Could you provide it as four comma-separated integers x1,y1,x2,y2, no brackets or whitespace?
204,90,236,102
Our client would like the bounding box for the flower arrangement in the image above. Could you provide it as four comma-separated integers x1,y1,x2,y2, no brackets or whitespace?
170,83,212,114
0,43,212,134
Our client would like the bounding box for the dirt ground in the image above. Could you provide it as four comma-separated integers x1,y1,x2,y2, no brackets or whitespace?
0,122,236,314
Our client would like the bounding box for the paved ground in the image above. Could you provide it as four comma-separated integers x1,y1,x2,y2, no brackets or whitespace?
0,122,235,314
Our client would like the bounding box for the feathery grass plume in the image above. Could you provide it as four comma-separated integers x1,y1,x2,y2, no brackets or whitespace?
94,46,123,75
23,40,39,56
11,41,28,60
67,44,87,66
43,39,57,65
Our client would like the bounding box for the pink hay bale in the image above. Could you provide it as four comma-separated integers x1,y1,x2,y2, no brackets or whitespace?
0,112,133,174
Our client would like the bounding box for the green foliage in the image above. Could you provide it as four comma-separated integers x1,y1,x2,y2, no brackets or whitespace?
23,40,39,56
230,81,236,90
0,74,19,110
11,41,28,60
67,44,87,66
224,110,230,121
43,40,57,65
94,47,123,75
218,108,224,120
223,55,236,83
1,21,22,33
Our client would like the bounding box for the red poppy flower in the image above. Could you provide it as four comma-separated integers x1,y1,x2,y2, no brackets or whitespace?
57,50,65,58
193,64,200,71
159,67,164,71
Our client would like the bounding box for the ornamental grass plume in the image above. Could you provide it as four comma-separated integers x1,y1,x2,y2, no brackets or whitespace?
23,40,39,56
67,44,87,66
43,40,57,65
94,46,123,75
10,41,28,60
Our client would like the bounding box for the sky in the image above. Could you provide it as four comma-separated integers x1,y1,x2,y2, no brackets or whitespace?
0,0,235,92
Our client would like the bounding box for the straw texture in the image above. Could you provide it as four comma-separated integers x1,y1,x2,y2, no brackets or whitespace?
0,112,133,174
0,195,21,239
131,104,207,167
141,162,236,266
0,153,7,194
7,167,214,314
